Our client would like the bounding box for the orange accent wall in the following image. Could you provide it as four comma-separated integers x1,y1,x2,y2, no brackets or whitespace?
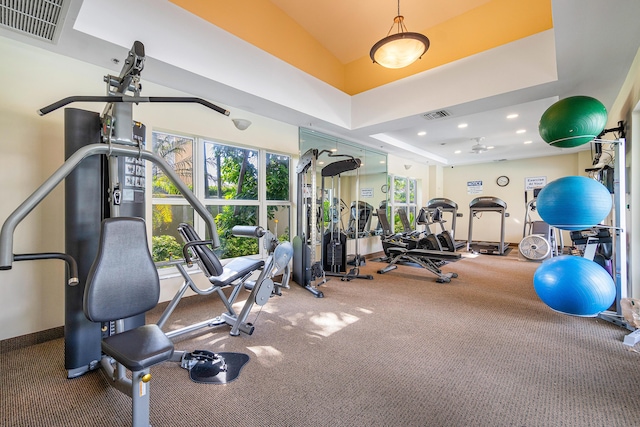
170,0,552,95
345,0,553,94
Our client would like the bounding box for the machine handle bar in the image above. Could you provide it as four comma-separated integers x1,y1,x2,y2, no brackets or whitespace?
13,253,79,285
37,96,230,117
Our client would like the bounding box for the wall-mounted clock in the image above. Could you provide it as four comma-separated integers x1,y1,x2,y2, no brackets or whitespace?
381,184,388,193
496,175,510,187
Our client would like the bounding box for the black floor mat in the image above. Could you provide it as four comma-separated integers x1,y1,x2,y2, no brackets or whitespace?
187,351,250,384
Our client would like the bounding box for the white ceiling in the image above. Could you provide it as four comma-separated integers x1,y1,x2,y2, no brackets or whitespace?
1,0,639,166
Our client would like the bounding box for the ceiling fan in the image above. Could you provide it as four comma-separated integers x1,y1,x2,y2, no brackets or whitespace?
469,137,488,154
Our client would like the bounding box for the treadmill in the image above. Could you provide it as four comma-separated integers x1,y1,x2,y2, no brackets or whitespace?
426,198,466,250
467,196,510,255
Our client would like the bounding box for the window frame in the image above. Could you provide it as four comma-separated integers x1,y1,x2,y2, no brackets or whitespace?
150,130,292,269
388,174,418,232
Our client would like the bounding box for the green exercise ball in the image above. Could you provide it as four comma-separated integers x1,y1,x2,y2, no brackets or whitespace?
538,96,607,148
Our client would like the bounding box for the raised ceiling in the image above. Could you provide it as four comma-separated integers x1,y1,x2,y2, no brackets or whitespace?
170,0,552,95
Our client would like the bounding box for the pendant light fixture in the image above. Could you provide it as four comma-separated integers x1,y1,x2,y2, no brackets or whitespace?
370,0,430,69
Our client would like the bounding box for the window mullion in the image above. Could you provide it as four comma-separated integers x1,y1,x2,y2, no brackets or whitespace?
191,137,204,237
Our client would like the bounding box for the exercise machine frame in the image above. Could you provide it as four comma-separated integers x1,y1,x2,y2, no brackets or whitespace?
156,224,291,338
0,41,245,427
319,156,373,281
376,209,460,282
467,196,510,255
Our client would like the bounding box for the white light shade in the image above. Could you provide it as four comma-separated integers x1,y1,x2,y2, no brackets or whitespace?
370,33,430,69
232,118,252,131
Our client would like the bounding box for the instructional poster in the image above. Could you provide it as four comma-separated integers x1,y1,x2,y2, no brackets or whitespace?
525,176,547,190
467,180,483,194
361,187,374,198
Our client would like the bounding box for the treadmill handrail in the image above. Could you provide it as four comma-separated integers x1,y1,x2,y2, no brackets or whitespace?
469,196,507,210
0,143,219,269
427,197,458,211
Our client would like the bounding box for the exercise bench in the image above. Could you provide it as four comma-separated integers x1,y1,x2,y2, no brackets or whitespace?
156,222,290,338
377,247,461,283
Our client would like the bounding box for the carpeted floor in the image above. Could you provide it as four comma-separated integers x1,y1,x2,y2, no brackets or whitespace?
2,250,640,426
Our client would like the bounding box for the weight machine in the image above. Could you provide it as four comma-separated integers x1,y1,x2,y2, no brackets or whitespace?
320,156,373,281
293,149,374,294
157,223,292,339
0,41,263,427
292,149,327,297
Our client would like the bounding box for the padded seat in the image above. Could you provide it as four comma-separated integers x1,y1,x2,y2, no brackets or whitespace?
178,223,264,287
387,247,461,261
102,324,174,372
209,257,264,287
83,217,174,427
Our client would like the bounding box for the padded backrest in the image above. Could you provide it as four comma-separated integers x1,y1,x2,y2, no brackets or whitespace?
83,217,160,323
397,208,412,233
178,223,224,277
376,209,392,235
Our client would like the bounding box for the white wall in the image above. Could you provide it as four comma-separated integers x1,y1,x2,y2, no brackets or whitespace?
440,151,593,245
387,156,430,208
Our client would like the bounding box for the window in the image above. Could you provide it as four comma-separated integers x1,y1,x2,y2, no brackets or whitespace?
151,132,193,197
389,175,418,233
151,131,291,263
203,141,258,200
266,152,291,242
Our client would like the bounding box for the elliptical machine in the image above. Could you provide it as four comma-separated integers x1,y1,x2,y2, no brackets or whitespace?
346,201,374,238
425,198,465,250
416,207,456,252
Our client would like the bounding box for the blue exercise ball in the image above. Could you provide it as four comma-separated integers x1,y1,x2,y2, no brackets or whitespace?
533,255,616,317
538,96,608,148
537,176,611,230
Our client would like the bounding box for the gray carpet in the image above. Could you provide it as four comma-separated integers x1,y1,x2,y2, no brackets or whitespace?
2,251,640,426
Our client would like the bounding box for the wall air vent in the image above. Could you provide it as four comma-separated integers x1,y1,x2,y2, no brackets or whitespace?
0,0,65,42
422,110,451,120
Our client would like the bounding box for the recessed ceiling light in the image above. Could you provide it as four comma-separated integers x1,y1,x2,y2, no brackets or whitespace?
454,150,462,154
487,146,495,149
379,160,386,164
318,161,325,165
516,129,526,134
507,114,518,119
417,131,426,136
524,140,533,144
330,148,338,152
458,123,468,129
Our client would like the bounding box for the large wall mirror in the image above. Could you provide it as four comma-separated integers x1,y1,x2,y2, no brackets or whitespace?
299,128,388,240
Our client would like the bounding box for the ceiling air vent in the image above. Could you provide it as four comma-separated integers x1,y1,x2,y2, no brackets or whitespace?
422,110,451,121
0,0,65,42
